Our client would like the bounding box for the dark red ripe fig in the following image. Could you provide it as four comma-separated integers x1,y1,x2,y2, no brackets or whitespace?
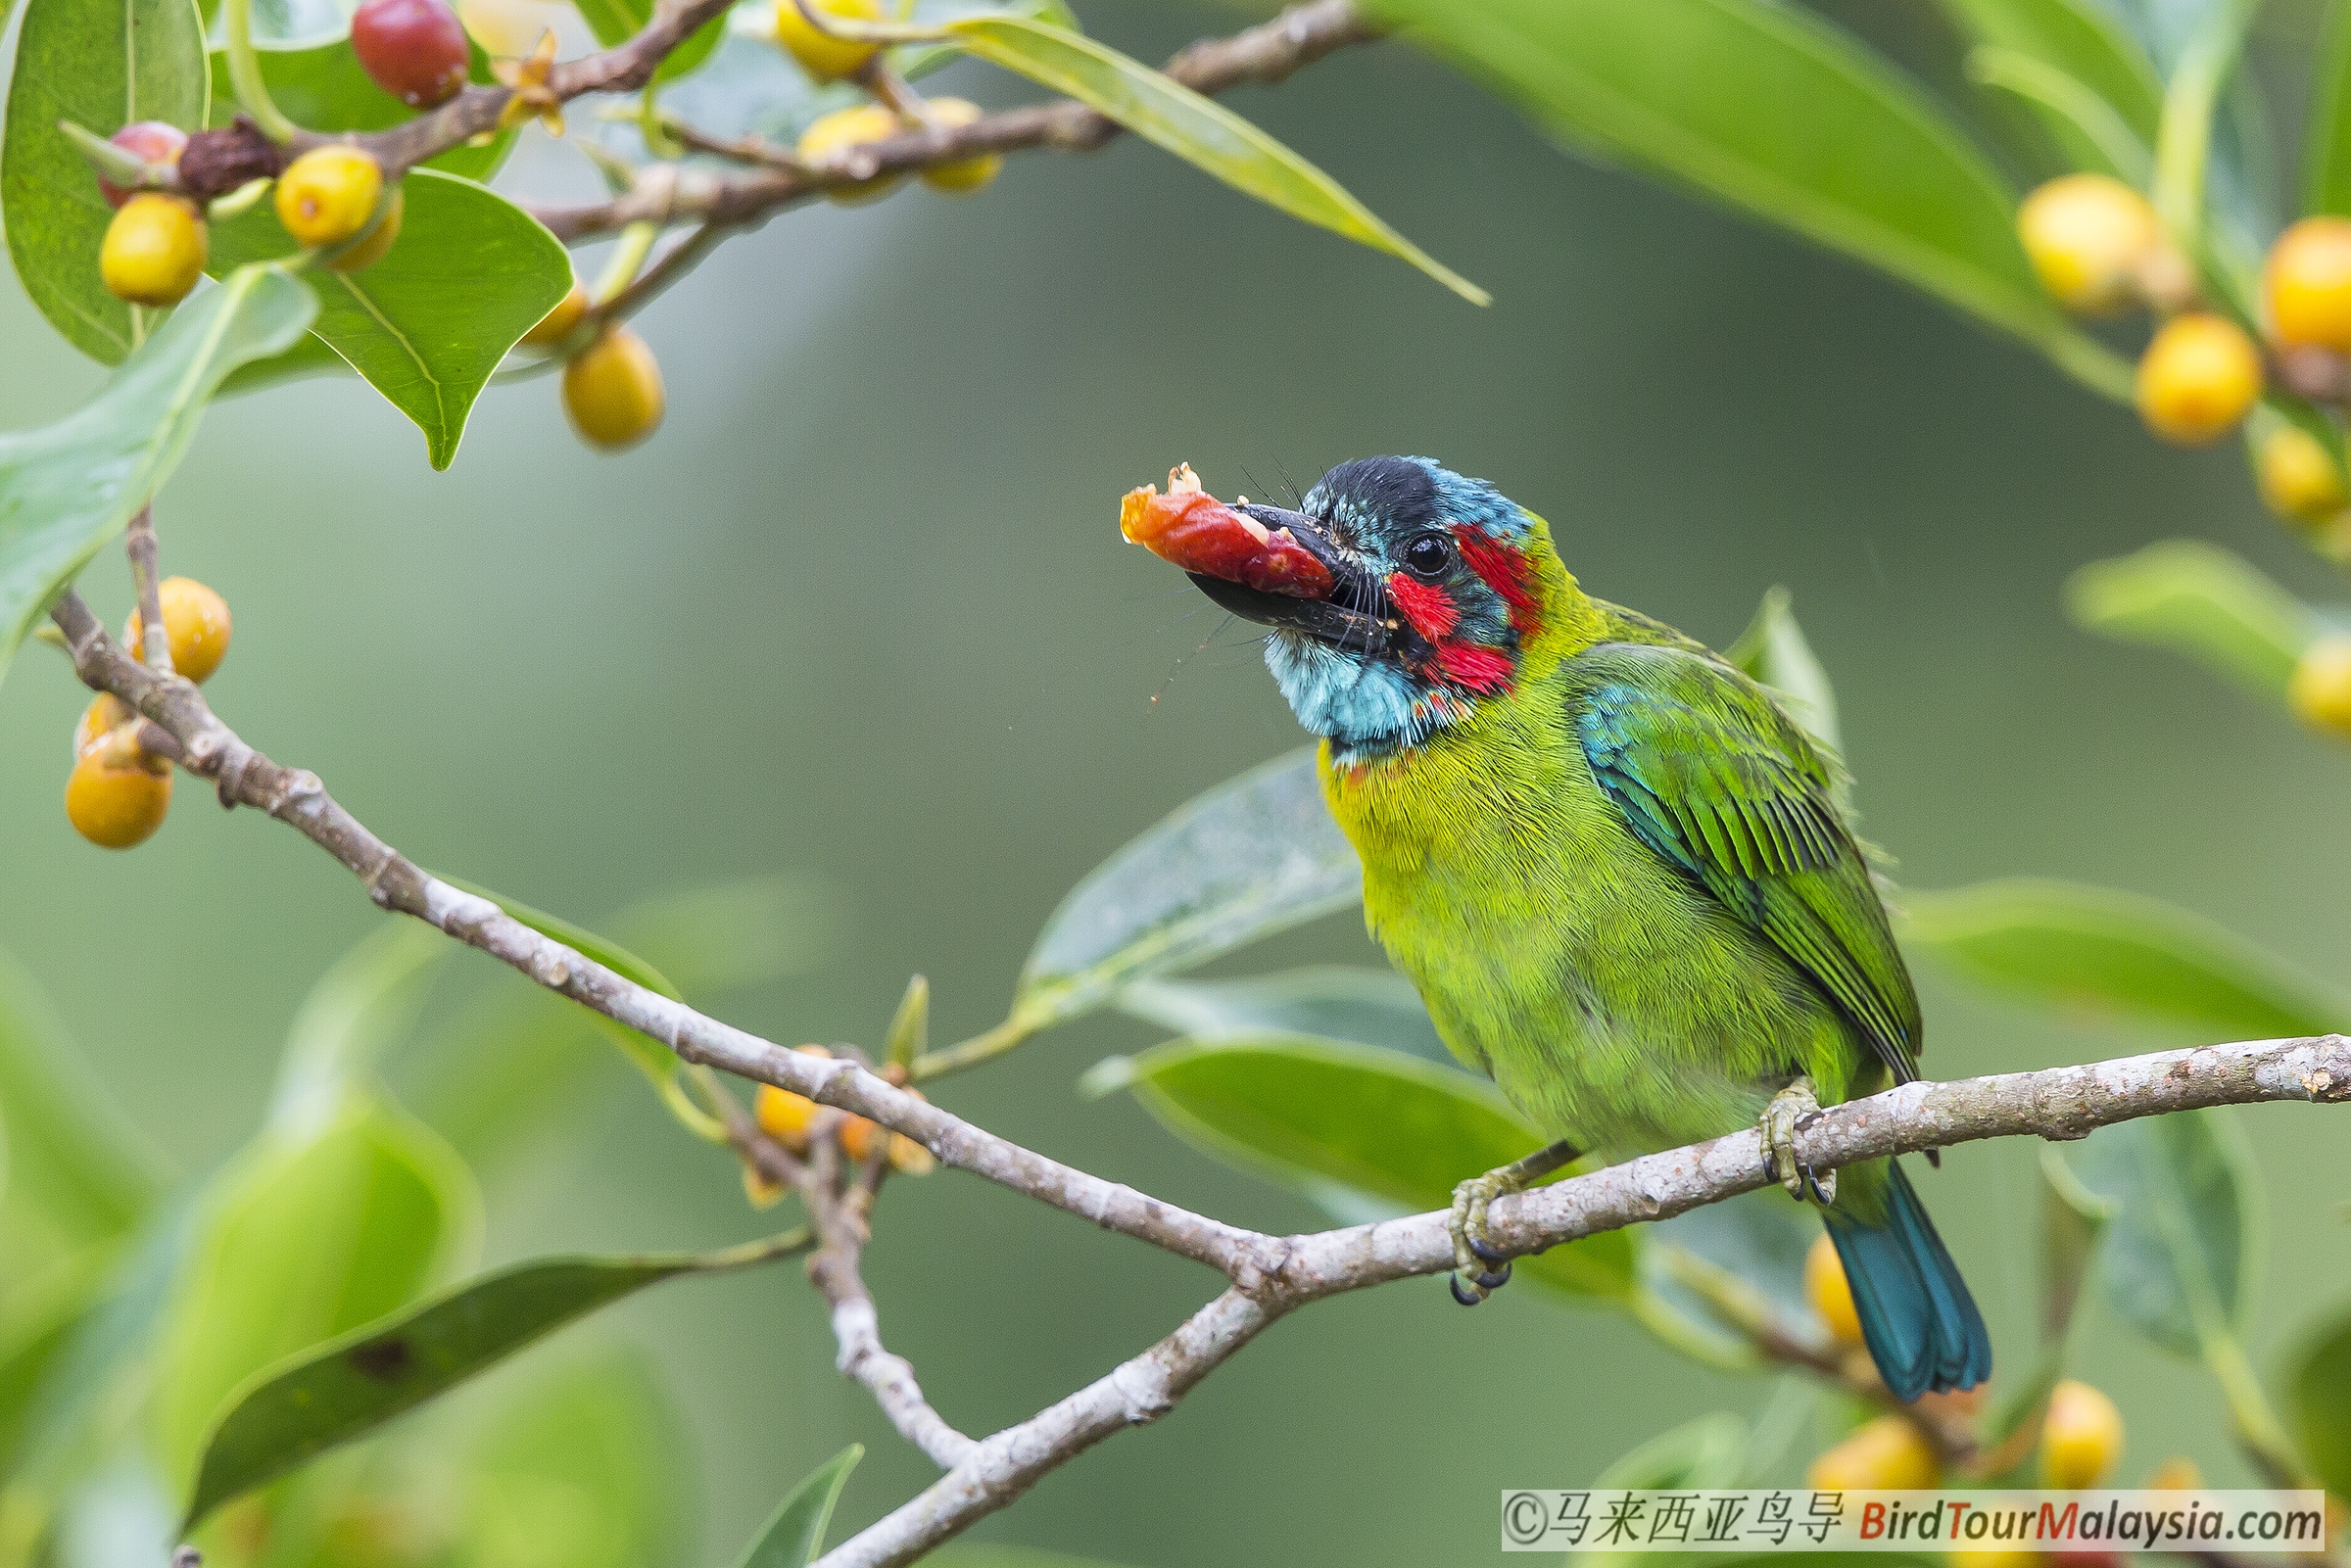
351,0,470,109
99,121,187,208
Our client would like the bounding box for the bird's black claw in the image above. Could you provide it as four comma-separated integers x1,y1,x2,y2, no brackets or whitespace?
1450,1273,1485,1307
1466,1231,1511,1265
1802,1164,1831,1206
1476,1262,1512,1291
1925,1147,1943,1168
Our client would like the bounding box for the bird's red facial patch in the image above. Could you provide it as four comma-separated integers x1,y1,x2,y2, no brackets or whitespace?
1453,526,1542,637
1384,572,1459,642
1387,570,1514,694
1436,642,1512,692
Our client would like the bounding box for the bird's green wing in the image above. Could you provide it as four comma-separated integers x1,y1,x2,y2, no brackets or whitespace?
1573,642,1922,1083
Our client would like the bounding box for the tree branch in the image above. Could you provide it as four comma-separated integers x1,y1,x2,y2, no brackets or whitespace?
50,588,2351,1565
527,0,1382,240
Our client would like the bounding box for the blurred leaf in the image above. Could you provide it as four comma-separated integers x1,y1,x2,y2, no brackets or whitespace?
2286,1303,2351,1499
183,1227,806,1531
1632,1191,1821,1368
1016,749,1363,1030
1116,966,1448,1065
1,0,210,362
2308,0,2351,215
936,14,1485,305
0,945,166,1259
207,169,569,470
1085,1032,1634,1298
1367,0,2133,401
1963,46,2152,184
151,1102,480,1491
1937,0,2161,175
267,922,446,1138
433,1343,693,1568
2065,1109,2254,1360
2067,540,2320,696
0,1246,120,1471
576,0,725,80
1901,878,2349,1041
2149,0,2261,306
1724,585,1841,758
0,263,315,688
737,1444,863,1568
217,327,353,396
932,1551,1140,1568
209,36,512,180
1600,1410,1748,1489
1981,1148,2117,1470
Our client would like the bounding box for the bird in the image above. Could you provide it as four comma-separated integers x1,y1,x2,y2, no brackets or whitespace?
1130,453,1990,1402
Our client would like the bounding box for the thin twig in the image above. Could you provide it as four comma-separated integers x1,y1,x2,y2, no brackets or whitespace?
123,506,172,676
47,587,2351,1566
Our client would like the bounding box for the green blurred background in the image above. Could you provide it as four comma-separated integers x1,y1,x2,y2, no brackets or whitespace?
5,2,2349,1560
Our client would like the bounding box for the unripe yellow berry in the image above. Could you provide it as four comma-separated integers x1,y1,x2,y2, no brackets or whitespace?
919,98,1000,195
2136,312,2262,446
2266,216,2351,353
773,0,881,81
1807,1413,1940,1491
838,1089,936,1174
1804,1234,1863,1347
2017,174,2159,316
1946,1548,2044,1568
125,576,233,685
101,194,207,307
72,693,135,758
324,183,402,273
742,1163,788,1208
275,145,385,249
2145,1455,2202,1491
2289,635,2351,736
754,1082,819,1152
2039,1380,2124,1490
797,104,905,205
521,281,590,349
2257,424,2348,521
65,744,171,849
561,327,665,451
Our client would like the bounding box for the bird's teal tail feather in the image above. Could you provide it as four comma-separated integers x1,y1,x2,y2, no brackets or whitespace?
1825,1160,1991,1402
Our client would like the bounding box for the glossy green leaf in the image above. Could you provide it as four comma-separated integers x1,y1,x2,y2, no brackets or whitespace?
208,169,569,469
0,263,316,687
576,0,725,81
2067,540,2320,697
182,1226,806,1530
1368,0,2131,401
267,922,446,1137
937,14,1484,304
2286,1304,2351,1499
1086,1032,1634,1298
2065,1109,2256,1361
1016,749,1362,1030
738,1444,864,1568
2308,0,2351,216
1,0,210,362
1936,0,2160,175
1902,878,2350,1041
150,1102,479,1489
1724,585,1841,758
208,37,511,180
1117,967,1448,1065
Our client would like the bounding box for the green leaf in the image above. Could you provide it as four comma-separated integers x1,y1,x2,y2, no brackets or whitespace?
217,326,353,395
0,1245,120,1471
932,1551,1141,1568
266,922,446,1137
1,0,210,362
2149,0,2262,307
1597,1410,1748,1489
2064,1109,2256,1361
1901,878,2350,1041
207,169,569,470
150,1101,479,1490
1981,1148,2116,1466
576,0,725,81
2307,0,2351,216
1935,0,2161,175
2286,1303,2351,1499
1116,966,1449,1065
937,14,1485,304
0,263,316,687
1367,0,2133,401
2067,540,2321,697
1633,1190,1820,1368
1724,585,1841,758
737,1444,863,1568
1085,1032,1634,1298
1015,749,1363,1030
208,37,512,180
182,1227,806,1531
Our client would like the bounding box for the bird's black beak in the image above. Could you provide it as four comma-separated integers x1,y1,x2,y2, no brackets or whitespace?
1188,503,1397,650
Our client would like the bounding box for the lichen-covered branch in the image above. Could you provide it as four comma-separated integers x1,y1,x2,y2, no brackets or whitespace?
51,588,2351,1567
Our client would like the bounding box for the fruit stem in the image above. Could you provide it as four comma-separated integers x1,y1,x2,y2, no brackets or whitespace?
592,220,660,303
224,0,302,143
123,506,173,676
2151,0,2264,314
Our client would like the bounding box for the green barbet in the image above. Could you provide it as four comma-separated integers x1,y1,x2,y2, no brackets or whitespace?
1125,455,1989,1401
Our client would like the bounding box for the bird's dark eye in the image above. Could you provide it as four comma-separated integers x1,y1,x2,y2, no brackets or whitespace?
1401,532,1453,579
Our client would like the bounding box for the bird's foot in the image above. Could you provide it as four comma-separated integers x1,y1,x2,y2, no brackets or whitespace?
1447,1137,1583,1306
1759,1076,1836,1207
